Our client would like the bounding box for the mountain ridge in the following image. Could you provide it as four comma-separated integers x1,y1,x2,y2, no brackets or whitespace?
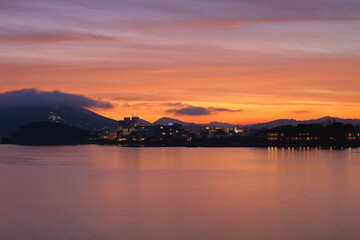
150,116,360,129
0,105,118,137
1,105,359,138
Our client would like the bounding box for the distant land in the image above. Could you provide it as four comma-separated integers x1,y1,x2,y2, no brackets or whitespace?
1,105,360,137
0,105,118,137
248,117,360,129
150,116,360,130
3,121,360,148
153,117,238,128
2,121,94,145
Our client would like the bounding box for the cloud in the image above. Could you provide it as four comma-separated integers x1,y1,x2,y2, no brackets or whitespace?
0,89,112,108
291,110,312,114
0,29,116,45
208,107,243,113
167,105,243,116
162,102,188,107
169,106,210,116
113,96,141,101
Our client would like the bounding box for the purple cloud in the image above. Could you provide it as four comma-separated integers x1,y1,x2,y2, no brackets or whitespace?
167,105,243,116
0,89,112,108
170,107,210,116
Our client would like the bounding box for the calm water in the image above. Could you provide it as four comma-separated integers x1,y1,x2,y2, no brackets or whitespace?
1,145,360,240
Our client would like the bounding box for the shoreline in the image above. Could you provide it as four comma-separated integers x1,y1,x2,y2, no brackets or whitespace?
2,142,359,150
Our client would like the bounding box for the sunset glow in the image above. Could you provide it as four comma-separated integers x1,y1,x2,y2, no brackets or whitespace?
1,0,360,123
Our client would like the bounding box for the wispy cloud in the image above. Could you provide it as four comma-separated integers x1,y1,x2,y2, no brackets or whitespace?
0,29,116,44
1,0,360,121
162,102,188,107
291,110,312,114
113,96,141,101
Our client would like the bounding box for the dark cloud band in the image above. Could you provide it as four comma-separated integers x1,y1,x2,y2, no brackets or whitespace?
167,105,242,116
0,89,112,109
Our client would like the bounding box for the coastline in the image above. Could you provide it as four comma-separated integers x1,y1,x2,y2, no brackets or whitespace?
2,141,359,149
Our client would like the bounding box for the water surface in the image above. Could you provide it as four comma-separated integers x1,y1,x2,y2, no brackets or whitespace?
1,145,360,240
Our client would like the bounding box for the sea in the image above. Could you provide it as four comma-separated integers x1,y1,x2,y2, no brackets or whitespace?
1,145,360,240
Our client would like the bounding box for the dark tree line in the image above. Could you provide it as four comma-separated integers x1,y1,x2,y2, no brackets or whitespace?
2,121,95,145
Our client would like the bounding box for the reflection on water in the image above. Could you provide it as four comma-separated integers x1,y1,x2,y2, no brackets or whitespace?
1,145,360,240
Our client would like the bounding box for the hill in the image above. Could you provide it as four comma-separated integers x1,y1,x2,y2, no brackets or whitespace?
2,121,94,145
248,117,360,129
153,117,191,125
152,117,204,132
2,105,359,138
152,117,240,127
0,105,118,137
138,119,151,126
150,116,360,132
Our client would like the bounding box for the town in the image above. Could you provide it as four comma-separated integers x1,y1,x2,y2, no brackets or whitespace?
97,116,247,143
95,116,360,148
2,113,360,148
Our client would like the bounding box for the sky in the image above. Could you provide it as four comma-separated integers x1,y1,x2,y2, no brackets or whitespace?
1,0,360,124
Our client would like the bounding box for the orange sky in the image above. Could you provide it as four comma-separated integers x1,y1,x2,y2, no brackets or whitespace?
1,0,360,124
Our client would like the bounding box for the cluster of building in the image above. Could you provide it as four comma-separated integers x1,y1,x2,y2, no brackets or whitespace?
267,133,321,141
347,133,360,141
98,116,183,141
267,132,360,142
97,116,246,142
201,126,244,135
